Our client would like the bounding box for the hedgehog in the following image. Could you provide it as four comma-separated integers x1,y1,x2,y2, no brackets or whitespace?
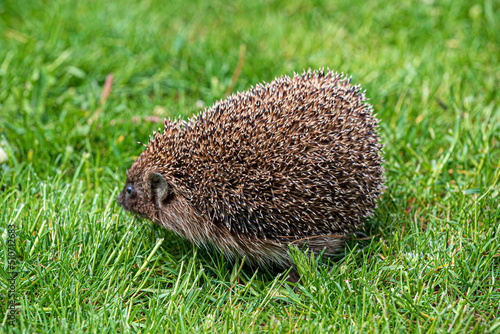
117,69,385,274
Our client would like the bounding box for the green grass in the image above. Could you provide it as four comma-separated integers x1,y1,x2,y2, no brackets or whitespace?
1,0,499,332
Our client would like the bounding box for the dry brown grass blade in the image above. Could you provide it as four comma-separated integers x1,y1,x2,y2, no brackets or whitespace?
224,44,246,97
88,73,114,124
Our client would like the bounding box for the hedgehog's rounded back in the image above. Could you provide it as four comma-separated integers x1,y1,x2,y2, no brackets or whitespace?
118,69,385,267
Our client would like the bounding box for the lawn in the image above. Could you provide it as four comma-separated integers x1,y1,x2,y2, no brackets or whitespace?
0,0,499,332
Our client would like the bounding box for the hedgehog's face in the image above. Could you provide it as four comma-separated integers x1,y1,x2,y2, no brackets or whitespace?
118,165,203,241
117,167,173,223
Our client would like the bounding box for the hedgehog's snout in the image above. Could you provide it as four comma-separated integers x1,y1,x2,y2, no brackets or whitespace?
117,187,129,210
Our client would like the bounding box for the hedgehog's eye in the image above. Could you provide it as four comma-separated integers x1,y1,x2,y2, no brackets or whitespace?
126,185,133,195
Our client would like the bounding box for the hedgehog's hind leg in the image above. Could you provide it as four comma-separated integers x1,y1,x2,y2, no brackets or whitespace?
286,266,301,283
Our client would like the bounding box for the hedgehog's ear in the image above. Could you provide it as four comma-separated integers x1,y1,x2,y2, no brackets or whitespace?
149,172,169,205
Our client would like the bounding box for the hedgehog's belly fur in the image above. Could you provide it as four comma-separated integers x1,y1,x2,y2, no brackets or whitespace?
153,192,347,267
